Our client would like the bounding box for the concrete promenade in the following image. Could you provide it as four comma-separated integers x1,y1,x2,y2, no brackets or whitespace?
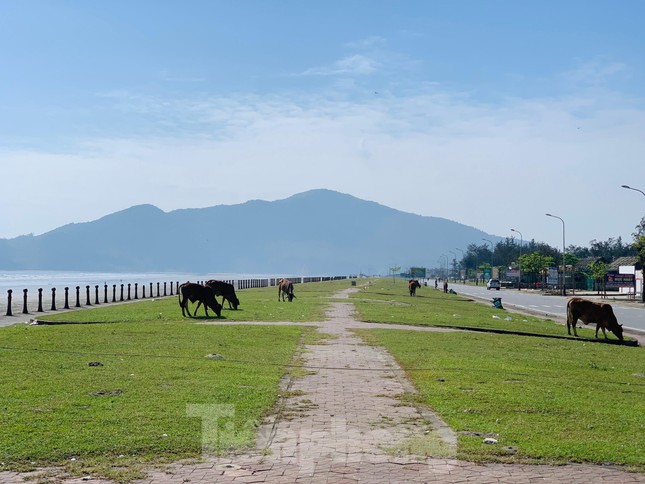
1,289,643,483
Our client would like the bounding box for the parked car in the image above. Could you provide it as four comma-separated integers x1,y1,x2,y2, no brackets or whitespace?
486,278,501,290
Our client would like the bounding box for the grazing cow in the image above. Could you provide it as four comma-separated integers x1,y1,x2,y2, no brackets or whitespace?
178,282,222,318
408,279,421,296
205,280,240,310
566,297,623,341
277,278,296,302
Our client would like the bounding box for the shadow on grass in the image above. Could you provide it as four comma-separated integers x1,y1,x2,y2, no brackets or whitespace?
427,323,638,347
31,315,227,325
365,318,638,347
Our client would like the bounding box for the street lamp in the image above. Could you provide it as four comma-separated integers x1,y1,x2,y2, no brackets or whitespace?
455,248,465,282
511,228,523,291
622,185,645,197
482,238,493,279
622,185,645,303
449,250,456,281
546,213,566,296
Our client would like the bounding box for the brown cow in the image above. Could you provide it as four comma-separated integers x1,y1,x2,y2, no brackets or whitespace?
178,282,222,318
277,278,296,302
205,280,240,310
566,297,623,341
408,279,421,296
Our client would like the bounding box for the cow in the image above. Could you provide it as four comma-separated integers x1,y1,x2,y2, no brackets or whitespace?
566,297,623,341
408,279,421,296
178,282,222,318
277,278,296,302
205,280,240,310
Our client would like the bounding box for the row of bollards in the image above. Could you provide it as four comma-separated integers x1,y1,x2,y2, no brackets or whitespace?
5,281,181,317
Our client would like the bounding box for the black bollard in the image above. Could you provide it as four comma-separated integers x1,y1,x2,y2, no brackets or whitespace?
75,286,81,308
95,285,100,305
64,287,70,310
142,285,146,298
134,283,138,300
50,288,57,311
22,289,28,314
120,284,124,302
164,282,167,296
6,289,13,316
38,288,44,312
112,284,116,302
149,283,153,298
104,284,108,303
127,283,131,301
86,285,91,306
169,282,173,296
156,282,160,297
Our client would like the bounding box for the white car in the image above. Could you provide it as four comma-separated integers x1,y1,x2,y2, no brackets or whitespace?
486,279,501,290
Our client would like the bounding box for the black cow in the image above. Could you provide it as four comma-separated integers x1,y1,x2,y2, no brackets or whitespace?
178,282,222,318
278,278,296,302
205,280,240,310
408,279,421,296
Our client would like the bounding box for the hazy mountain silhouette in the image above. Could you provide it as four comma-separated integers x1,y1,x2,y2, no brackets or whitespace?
0,189,500,274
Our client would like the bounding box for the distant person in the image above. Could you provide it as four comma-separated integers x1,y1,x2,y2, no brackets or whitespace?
434,279,438,289
443,280,448,293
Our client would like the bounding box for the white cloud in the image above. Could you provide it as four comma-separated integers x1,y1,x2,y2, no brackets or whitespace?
2,79,645,247
345,36,387,50
301,54,379,76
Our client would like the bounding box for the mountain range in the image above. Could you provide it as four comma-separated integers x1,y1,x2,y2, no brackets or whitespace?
0,189,501,275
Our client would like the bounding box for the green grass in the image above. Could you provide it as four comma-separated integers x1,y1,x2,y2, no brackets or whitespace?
350,280,632,340
38,278,356,324
0,320,313,479
349,280,645,470
3,277,643,477
357,329,645,469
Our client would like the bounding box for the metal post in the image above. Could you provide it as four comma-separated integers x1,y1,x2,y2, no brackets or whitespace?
546,213,566,296
511,228,523,290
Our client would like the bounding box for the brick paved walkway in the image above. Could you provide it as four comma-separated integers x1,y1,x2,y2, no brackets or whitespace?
1,289,643,483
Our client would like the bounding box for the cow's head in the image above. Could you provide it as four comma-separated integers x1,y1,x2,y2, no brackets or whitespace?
208,298,223,317
287,293,296,302
231,296,240,310
613,323,624,341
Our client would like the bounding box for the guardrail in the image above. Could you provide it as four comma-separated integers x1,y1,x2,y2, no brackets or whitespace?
3,275,349,317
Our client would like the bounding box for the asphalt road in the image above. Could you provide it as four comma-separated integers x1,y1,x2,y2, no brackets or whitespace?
448,282,645,335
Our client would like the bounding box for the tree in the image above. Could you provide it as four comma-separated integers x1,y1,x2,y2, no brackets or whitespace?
585,260,607,294
518,252,554,288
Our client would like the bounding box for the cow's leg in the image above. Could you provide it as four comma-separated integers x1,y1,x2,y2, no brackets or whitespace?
180,298,188,317
179,296,185,317
567,315,578,336
596,324,608,339
193,300,203,317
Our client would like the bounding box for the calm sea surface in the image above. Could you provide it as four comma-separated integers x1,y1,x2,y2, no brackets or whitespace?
0,270,276,294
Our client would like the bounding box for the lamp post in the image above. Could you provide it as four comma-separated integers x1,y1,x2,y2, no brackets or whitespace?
482,238,493,280
622,185,645,197
449,251,456,281
621,185,645,302
546,213,566,296
455,248,465,282
511,228,523,291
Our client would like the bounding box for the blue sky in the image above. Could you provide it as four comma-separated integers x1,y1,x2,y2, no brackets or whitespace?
1,1,644,251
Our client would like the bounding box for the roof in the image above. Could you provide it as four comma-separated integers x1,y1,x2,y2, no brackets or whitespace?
574,256,606,270
606,256,642,272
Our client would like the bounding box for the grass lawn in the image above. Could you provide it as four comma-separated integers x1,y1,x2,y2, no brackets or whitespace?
350,279,635,341
2,277,643,478
357,329,645,469
37,278,355,324
0,320,315,480
350,280,645,470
